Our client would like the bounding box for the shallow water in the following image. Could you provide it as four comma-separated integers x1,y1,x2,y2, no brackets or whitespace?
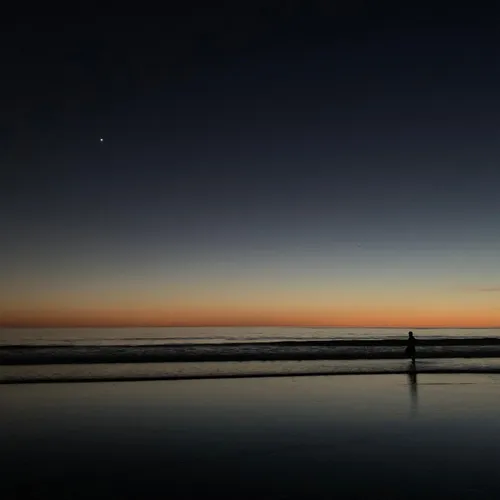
4,357,500,383
2,374,500,499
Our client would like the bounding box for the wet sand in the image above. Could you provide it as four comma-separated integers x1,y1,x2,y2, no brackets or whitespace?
2,374,500,499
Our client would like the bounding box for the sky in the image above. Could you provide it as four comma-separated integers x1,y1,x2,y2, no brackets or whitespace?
1,6,500,328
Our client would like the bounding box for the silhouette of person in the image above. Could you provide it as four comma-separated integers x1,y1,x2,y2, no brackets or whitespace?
405,331,417,364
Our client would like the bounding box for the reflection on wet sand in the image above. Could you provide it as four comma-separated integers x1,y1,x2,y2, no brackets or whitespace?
3,374,500,499
407,362,418,416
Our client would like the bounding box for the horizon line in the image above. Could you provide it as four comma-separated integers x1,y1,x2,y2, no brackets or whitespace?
2,323,500,329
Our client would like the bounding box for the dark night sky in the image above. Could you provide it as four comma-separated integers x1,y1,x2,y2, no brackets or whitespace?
1,5,500,327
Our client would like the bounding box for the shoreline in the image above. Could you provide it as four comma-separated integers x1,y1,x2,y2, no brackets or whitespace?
3,367,500,385
3,358,500,384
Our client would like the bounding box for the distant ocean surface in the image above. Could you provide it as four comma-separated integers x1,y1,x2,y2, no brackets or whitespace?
2,326,500,346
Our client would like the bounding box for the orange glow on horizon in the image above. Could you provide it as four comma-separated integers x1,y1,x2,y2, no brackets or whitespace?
2,305,500,328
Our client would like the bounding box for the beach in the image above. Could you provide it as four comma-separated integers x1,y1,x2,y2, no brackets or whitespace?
3,373,500,499
3,327,500,498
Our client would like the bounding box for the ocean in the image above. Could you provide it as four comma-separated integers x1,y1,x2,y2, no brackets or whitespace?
2,327,500,383
2,326,500,346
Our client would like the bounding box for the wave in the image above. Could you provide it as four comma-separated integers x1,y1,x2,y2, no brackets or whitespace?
2,338,500,365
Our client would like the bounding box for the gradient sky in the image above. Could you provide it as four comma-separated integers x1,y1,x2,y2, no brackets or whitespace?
2,6,500,327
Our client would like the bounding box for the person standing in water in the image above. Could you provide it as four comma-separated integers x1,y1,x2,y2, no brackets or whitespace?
405,331,417,364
